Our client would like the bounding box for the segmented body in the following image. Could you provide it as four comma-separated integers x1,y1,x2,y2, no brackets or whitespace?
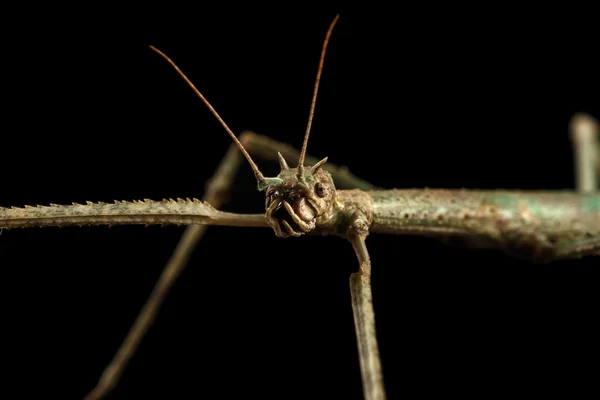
367,189,600,262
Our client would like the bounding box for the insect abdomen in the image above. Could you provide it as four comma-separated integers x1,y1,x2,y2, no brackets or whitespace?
368,189,600,261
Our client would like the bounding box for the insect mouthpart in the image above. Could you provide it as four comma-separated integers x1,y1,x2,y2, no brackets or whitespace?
265,189,317,238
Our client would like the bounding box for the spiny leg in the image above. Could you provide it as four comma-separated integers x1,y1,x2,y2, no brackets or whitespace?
349,232,386,400
83,131,376,400
82,139,245,400
570,113,599,193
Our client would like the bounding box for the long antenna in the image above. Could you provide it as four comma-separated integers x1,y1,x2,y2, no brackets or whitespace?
297,14,340,175
149,45,268,184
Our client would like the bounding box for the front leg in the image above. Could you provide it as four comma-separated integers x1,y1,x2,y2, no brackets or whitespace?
82,134,249,400
83,131,377,400
349,225,386,400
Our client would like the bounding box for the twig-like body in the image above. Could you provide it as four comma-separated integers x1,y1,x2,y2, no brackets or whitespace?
3,189,598,260
5,183,598,400
3,13,598,400
367,189,600,262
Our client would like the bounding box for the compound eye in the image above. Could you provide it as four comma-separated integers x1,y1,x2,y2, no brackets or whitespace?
266,188,280,201
315,182,328,198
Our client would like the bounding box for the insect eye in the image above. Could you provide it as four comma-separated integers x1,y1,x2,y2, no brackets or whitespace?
266,188,280,198
315,183,328,197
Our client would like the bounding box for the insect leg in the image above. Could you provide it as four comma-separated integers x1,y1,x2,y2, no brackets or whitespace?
83,131,377,400
349,232,386,400
570,113,599,192
82,135,257,400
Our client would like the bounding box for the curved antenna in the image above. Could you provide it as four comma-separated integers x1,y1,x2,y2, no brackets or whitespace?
149,45,269,185
297,14,340,175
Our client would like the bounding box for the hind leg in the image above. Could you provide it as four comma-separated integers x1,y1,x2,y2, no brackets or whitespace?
570,113,599,192
545,114,600,261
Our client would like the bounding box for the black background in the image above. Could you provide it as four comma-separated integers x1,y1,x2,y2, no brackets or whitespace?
1,7,598,400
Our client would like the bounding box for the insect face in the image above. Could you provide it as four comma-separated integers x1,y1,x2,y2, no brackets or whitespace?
264,157,336,238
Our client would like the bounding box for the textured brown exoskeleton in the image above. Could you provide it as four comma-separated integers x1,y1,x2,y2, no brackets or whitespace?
1,15,599,400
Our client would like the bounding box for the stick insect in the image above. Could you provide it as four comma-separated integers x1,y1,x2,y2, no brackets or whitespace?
2,14,599,400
